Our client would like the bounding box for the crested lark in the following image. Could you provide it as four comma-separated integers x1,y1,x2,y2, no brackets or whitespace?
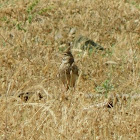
59,46,79,91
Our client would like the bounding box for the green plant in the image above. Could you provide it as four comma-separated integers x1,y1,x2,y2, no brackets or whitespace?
27,0,40,23
17,23,26,32
38,5,55,15
27,0,39,14
95,80,114,97
1,16,7,21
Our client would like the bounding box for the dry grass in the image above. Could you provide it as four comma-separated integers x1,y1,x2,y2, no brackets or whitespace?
0,0,140,139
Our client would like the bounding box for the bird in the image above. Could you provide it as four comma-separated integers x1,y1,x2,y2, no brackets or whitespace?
59,46,79,91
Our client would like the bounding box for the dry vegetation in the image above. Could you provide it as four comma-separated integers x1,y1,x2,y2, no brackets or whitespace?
0,0,140,139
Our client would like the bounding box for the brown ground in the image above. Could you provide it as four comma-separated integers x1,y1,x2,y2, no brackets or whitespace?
0,0,140,139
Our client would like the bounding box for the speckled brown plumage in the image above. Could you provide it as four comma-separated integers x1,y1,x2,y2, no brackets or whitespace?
59,47,79,91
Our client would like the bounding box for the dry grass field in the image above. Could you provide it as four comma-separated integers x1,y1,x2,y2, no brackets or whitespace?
0,0,140,139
